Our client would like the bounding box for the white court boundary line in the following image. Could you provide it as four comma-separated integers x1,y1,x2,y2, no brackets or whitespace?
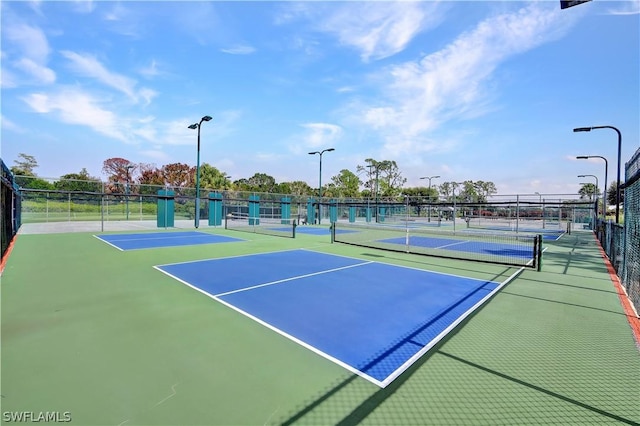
155,248,304,268
153,250,520,388
100,233,216,243
92,234,124,251
153,260,386,387
93,231,242,251
379,266,524,387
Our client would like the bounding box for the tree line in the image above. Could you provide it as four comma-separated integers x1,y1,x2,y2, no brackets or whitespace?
14,152,623,205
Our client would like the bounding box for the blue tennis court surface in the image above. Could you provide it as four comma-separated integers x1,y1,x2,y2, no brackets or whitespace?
95,231,244,251
463,226,564,241
295,227,357,236
380,235,534,260
155,249,510,387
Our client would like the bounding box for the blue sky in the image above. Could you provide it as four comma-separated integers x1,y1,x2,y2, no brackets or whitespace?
1,0,638,196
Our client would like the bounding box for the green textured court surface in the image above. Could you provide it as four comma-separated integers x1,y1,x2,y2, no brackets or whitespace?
1,225,639,425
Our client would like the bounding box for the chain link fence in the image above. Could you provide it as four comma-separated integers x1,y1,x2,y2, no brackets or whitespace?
11,168,640,315
1,160,21,261
605,147,639,315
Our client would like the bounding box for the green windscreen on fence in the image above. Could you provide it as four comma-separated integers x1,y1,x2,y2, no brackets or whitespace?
157,190,174,228
621,147,640,313
1,159,21,260
209,192,223,226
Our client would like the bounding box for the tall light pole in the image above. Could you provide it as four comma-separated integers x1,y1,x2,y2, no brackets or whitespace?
420,175,440,222
308,148,335,224
535,191,545,228
573,126,622,223
578,174,599,220
577,155,608,220
534,191,541,203
188,115,213,228
125,164,134,220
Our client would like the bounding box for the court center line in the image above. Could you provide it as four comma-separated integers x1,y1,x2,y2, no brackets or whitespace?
433,239,471,250
214,261,375,297
433,238,529,252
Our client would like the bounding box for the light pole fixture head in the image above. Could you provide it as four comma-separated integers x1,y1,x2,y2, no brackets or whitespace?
202,115,213,122
576,156,589,159
326,148,335,152
573,127,592,132
188,123,198,129
308,151,319,155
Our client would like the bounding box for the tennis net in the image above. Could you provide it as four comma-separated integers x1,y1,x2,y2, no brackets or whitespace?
465,215,565,233
224,213,296,238
332,221,542,269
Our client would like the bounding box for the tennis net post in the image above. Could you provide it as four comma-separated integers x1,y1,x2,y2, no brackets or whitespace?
536,234,543,271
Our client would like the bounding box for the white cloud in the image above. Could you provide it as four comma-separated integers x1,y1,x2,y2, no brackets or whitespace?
0,67,19,88
133,124,157,143
607,0,640,15
14,58,56,85
3,23,56,85
1,114,24,133
101,3,143,38
22,89,128,142
300,123,343,149
138,87,158,106
60,50,156,104
352,3,577,157
138,60,161,78
337,86,355,93
153,119,198,146
221,45,256,55
103,2,128,21
20,88,193,147
324,2,443,61
5,23,50,63
280,2,443,62
27,1,44,16
71,0,95,14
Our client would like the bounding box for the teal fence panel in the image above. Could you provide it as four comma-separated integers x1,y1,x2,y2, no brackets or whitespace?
307,198,315,225
349,206,356,222
378,206,386,222
249,195,260,225
157,190,174,228
281,197,291,224
329,200,338,223
208,192,223,226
